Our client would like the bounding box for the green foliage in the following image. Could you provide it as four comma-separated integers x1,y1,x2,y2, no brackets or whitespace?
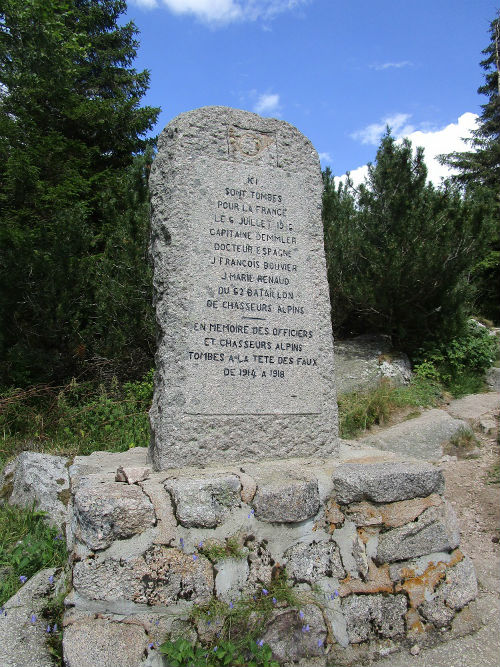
323,134,495,353
159,637,279,667
338,377,442,438
414,320,497,396
445,427,480,459
41,587,67,665
0,370,154,465
0,0,159,385
198,537,245,562
169,574,300,663
0,504,66,605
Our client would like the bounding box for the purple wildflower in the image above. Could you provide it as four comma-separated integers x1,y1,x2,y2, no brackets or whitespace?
318,639,323,647
19,575,27,583
53,624,58,632
48,575,54,584
257,639,264,647
298,610,305,619
229,601,234,609
192,554,197,561
46,625,51,633
272,597,277,604
302,624,310,633
30,614,37,624
213,646,218,652
262,588,268,595
247,508,255,518
198,541,203,548
148,642,155,650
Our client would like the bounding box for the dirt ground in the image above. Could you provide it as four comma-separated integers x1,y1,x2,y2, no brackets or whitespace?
369,410,500,667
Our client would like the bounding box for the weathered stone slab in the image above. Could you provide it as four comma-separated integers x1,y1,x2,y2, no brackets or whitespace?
0,568,62,667
73,546,214,606
164,474,241,528
342,594,407,643
251,470,320,522
334,334,411,394
376,503,460,564
331,462,444,504
345,493,442,528
284,539,344,583
149,106,338,469
262,605,326,662
446,392,500,421
73,481,156,550
7,452,70,528
359,409,472,461
63,616,147,667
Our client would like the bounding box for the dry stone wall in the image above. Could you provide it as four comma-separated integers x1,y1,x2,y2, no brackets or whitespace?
54,447,477,667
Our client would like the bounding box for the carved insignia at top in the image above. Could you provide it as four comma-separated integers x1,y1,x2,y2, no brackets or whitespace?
228,125,277,164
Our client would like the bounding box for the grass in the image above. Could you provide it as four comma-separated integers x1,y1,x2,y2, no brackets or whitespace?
199,536,246,563
0,371,154,468
338,376,443,438
444,427,481,459
0,504,67,605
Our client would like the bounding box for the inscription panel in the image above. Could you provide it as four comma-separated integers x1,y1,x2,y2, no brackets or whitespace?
184,164,322,415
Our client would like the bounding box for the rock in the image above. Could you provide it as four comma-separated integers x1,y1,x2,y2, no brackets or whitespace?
419,556,478,628
334,334,411,394
73,481,156,550
63,616,148,667
73,546,214,606
0,459,16,503
479,417,497,434
486,367,500,392
235,471,257,503
284,539,344,583
262,605,326,662
115,466,151,484
359,409,472,461
164,474,241,528
346,494,442,528
376,502,460,564
214,558,249,602
342,594,407,643
7,452,70,528
149,106,339,470
446,392,500,421
251,471,320,523
332,521,368,579
0,567,64,667
139,480,177,546
410,644,420,656
331,461,444,504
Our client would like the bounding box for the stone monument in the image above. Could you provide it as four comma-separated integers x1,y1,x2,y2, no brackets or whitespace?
149,106,338,469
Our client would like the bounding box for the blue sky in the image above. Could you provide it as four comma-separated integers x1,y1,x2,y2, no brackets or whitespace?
126,0,498,185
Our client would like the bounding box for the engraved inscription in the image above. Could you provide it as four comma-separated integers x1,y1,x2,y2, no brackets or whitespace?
184,165,322,415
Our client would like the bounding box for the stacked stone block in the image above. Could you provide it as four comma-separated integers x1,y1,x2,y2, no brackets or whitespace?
56,448,477,666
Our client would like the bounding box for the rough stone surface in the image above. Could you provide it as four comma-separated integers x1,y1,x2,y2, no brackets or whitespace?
284,539,344,583
346,494,442,528
73,481,156,550
446,392,500,421
342,594,407,643
251,471,320,522
359,409,472,461
334,334,411,394
164,474,241,527
331,462,444,504
0,568,62,667
149,106,338,470
486,366,500,391
419,556,478,628
376,503,460,564
73,546,214,605
115,466,151,484
7,451,70,528
63,617,147,667
262,605,327,662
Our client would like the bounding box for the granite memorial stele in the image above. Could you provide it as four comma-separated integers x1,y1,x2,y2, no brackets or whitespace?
149,106,338,470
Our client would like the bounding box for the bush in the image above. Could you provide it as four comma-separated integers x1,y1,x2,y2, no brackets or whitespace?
414,320,497,396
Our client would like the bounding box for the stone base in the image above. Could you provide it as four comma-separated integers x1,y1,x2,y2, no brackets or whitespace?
61,446,478,667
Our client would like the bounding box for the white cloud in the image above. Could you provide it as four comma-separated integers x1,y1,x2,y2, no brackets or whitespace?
253,92,281,116
130,0,308,24
351,113,415,145
370,61,413,71
318,151,333,164
339,112,478,188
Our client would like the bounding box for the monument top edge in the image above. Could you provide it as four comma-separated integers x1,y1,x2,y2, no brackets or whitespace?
159,105,317,153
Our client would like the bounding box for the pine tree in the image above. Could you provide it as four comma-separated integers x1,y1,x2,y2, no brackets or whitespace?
0,1,160,384
323,132,495,352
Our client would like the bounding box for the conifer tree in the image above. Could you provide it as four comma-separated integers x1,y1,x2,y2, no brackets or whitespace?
0,1,160,384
